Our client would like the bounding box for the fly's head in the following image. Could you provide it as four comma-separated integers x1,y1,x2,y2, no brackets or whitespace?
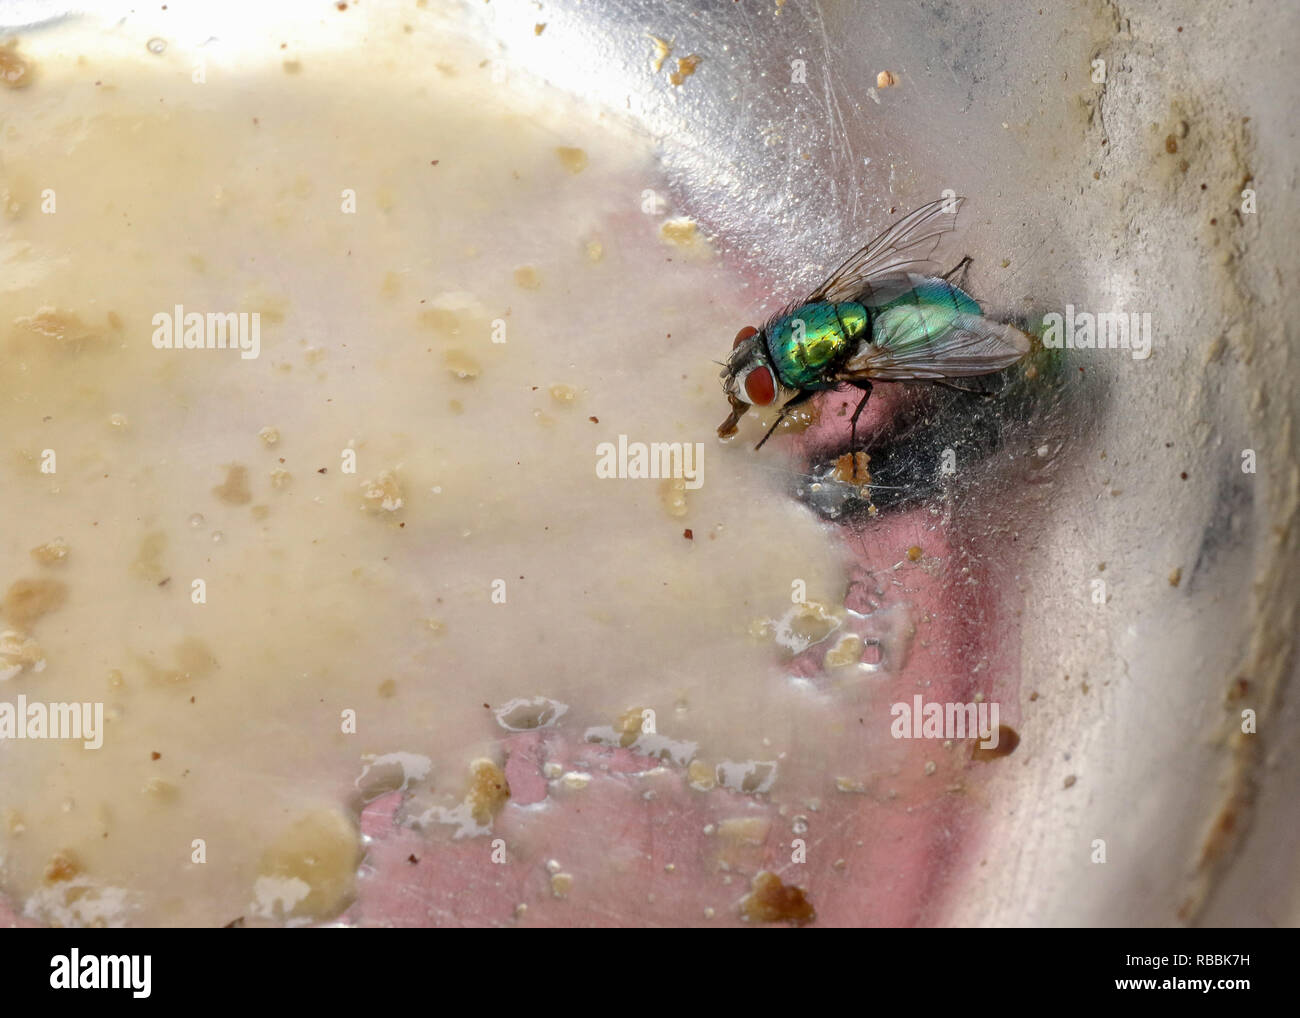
718,325,788,438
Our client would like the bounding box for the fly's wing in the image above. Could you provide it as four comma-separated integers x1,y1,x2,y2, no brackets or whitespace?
840,307,1031,381
761,197,965,328
809,196,964,304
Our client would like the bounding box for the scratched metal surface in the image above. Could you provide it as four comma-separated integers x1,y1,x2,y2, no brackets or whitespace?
5,0,1296,925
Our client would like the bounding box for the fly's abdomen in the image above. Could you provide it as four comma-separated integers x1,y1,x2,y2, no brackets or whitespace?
769,300,869,389
865,277,982,351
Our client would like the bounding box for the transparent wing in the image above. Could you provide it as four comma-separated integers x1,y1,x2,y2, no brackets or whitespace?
761,198,965,329
809,196,964,305
839,309,1031,381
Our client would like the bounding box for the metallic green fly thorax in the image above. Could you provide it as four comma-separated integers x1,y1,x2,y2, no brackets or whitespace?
768,300,869,389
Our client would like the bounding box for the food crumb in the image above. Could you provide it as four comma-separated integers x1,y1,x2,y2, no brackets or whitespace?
906,544,923,562
0,43,34,89
740,871,815,925
466,758,510,825
648,35,672,73
668,55,701,86
258,426,280,447
360,469,404,512
1168,566,1182,587
444,349,481,380
514,265,542,290
0,629,45,679
660,217,701,247
687,759,715,790
554,146,587,174
30,538,70,566
876,69,897,88
1064,775,1078,789
970,725,1021,761
44,851,80,883
831,451,871,486
3,578,68,628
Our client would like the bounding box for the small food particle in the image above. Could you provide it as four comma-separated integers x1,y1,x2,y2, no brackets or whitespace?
740,871,815,925
648,35,672,73
0,630,45,680
660,217,701,247
822,633,862,669
3,578,68,628
1064,775,1077,789
270,467,292,489
444,349,481,380
585,239,604,262
14,307,102,354
361,469,404,512
514,265,542,290
970,725,1021,761
906,544,923,562
0,43,34,89
534,23,546,36
1168,567,1182,587
30,538,70,566
668,55,701,86
683,528,693,540
255,809,361,921
716,816,770,859
213,464,252,505
44,851,81,883
258,426,280,446
831,451,871,486
876,70,897,88
554,146,587,174
550,872,573,898
615,706,648,748
687,759,715,790
465,758,510,825
549,383,578,404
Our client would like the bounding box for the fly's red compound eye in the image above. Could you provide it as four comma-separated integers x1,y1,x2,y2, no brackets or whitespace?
733,325,758,349
744,365,776,406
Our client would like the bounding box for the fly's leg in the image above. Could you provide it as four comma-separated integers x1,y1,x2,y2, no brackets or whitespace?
847,380,874,456
942,255,973,286
755,389,816,450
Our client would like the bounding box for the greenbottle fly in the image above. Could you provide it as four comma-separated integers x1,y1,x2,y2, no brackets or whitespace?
718,197,1031,451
